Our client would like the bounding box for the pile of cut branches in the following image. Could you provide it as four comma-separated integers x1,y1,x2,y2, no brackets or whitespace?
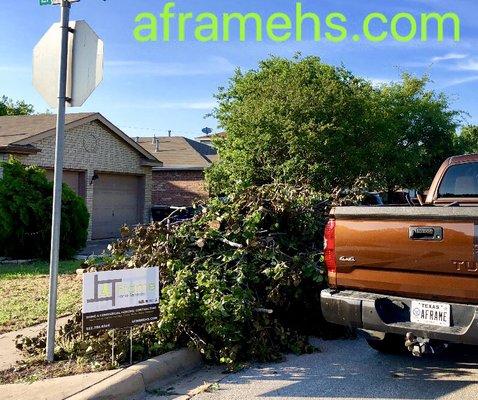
18,183,340,369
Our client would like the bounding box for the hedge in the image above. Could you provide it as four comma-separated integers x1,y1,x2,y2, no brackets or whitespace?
0,158,89,259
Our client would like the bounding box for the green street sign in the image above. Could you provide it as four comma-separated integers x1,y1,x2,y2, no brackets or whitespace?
39,0,52,5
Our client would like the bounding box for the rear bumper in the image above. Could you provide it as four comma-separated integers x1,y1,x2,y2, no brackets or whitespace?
321,289,478,345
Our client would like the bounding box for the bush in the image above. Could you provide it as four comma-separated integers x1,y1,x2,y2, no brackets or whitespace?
207,55,460,194
18,183,344,368
0,158,89,259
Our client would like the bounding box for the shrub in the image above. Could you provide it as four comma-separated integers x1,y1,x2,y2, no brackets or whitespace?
207,55,460,194
0,158,89,259
18,183,343,368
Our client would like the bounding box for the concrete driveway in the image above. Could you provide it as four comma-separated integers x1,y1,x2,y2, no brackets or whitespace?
76,239,114,259
147,337,478,400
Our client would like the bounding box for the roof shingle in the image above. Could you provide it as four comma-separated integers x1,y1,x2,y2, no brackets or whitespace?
0,113,96,147
137,137,217,169
0,113,160,162
196,131,226,140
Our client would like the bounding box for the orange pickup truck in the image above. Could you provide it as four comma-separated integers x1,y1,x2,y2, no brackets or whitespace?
321,154,478,355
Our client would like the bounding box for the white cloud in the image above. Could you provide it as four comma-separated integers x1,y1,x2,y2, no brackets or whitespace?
431,53,467,63
402,53,468,68
400,60,433,68
106,57,235,77
454,58,478,72
442,75,478,88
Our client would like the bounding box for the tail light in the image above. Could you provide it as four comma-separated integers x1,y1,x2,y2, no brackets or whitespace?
324,219,337,274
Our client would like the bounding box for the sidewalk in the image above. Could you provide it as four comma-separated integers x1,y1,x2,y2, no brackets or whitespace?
3,369,121,400
1,320,203,400
76,239,114,260
2,349,202,400
0,316,70,372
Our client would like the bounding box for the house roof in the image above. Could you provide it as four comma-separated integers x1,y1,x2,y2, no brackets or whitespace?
0,113,94,147
137,136,217,170
196,131,226,141
0,113,160,163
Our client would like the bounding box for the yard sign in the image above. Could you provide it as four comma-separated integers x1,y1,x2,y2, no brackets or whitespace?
82,267,160,333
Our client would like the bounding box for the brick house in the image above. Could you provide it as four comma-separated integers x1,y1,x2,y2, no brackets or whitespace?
137,136,217,206
0,113,160,240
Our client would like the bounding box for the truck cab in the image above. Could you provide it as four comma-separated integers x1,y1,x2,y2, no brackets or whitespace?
426,154,478,206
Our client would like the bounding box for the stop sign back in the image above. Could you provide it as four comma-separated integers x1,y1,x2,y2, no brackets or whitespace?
33,20,104,108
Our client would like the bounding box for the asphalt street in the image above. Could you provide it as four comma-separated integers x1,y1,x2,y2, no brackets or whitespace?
147,336,478,400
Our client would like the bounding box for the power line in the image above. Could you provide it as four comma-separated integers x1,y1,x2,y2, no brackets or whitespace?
118,124,214,138
119,125,162,132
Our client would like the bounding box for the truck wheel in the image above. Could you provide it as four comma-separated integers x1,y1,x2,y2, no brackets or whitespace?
366,334,405,354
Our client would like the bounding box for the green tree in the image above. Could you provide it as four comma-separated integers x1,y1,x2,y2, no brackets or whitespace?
0,158,89,259
0,95,34,116
372,74,459,190
206,56,460,193
454,125,478,154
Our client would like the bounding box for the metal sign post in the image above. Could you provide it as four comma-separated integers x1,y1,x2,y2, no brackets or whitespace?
111,329,116,366
35,0,103,363
130,328,133,365
45,0,71,363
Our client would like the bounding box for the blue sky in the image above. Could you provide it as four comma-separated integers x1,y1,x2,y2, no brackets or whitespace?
1,0,477,139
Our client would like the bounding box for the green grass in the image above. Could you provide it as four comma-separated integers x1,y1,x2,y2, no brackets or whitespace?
0,260,83,334
0,260,81,279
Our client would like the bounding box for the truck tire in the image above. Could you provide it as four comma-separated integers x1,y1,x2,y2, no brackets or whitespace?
366,334,405,354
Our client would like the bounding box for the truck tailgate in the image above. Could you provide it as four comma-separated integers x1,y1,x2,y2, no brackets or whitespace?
332,207,478,304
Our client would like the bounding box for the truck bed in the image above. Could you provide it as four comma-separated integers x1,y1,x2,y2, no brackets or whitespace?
333,206,478,220
330,206,478,304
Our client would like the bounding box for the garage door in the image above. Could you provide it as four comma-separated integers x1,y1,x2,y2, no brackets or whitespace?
92,174,143,239
45,169,85,197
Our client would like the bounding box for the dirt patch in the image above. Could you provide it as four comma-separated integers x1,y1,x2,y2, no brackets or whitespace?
0,358,113,385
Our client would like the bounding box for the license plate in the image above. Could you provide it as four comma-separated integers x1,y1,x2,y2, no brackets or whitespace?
410,300,451,327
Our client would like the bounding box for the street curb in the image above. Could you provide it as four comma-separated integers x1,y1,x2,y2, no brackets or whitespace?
70,348,203,400
3,348,203,400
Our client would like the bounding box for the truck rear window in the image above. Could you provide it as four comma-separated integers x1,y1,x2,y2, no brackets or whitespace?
438,162,478,198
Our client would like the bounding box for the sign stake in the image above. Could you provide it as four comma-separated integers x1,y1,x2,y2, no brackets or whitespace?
45,0,72,363
130,327,133,365
111,329,115,366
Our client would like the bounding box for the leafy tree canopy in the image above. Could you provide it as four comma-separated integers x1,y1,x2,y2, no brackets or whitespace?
206,55,461,193
454,125,478,155
0,95,34,116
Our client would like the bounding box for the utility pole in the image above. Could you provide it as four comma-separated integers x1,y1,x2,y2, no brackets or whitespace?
46,0,71,363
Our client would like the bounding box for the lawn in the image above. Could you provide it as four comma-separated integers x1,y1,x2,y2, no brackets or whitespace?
0,260,83,334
